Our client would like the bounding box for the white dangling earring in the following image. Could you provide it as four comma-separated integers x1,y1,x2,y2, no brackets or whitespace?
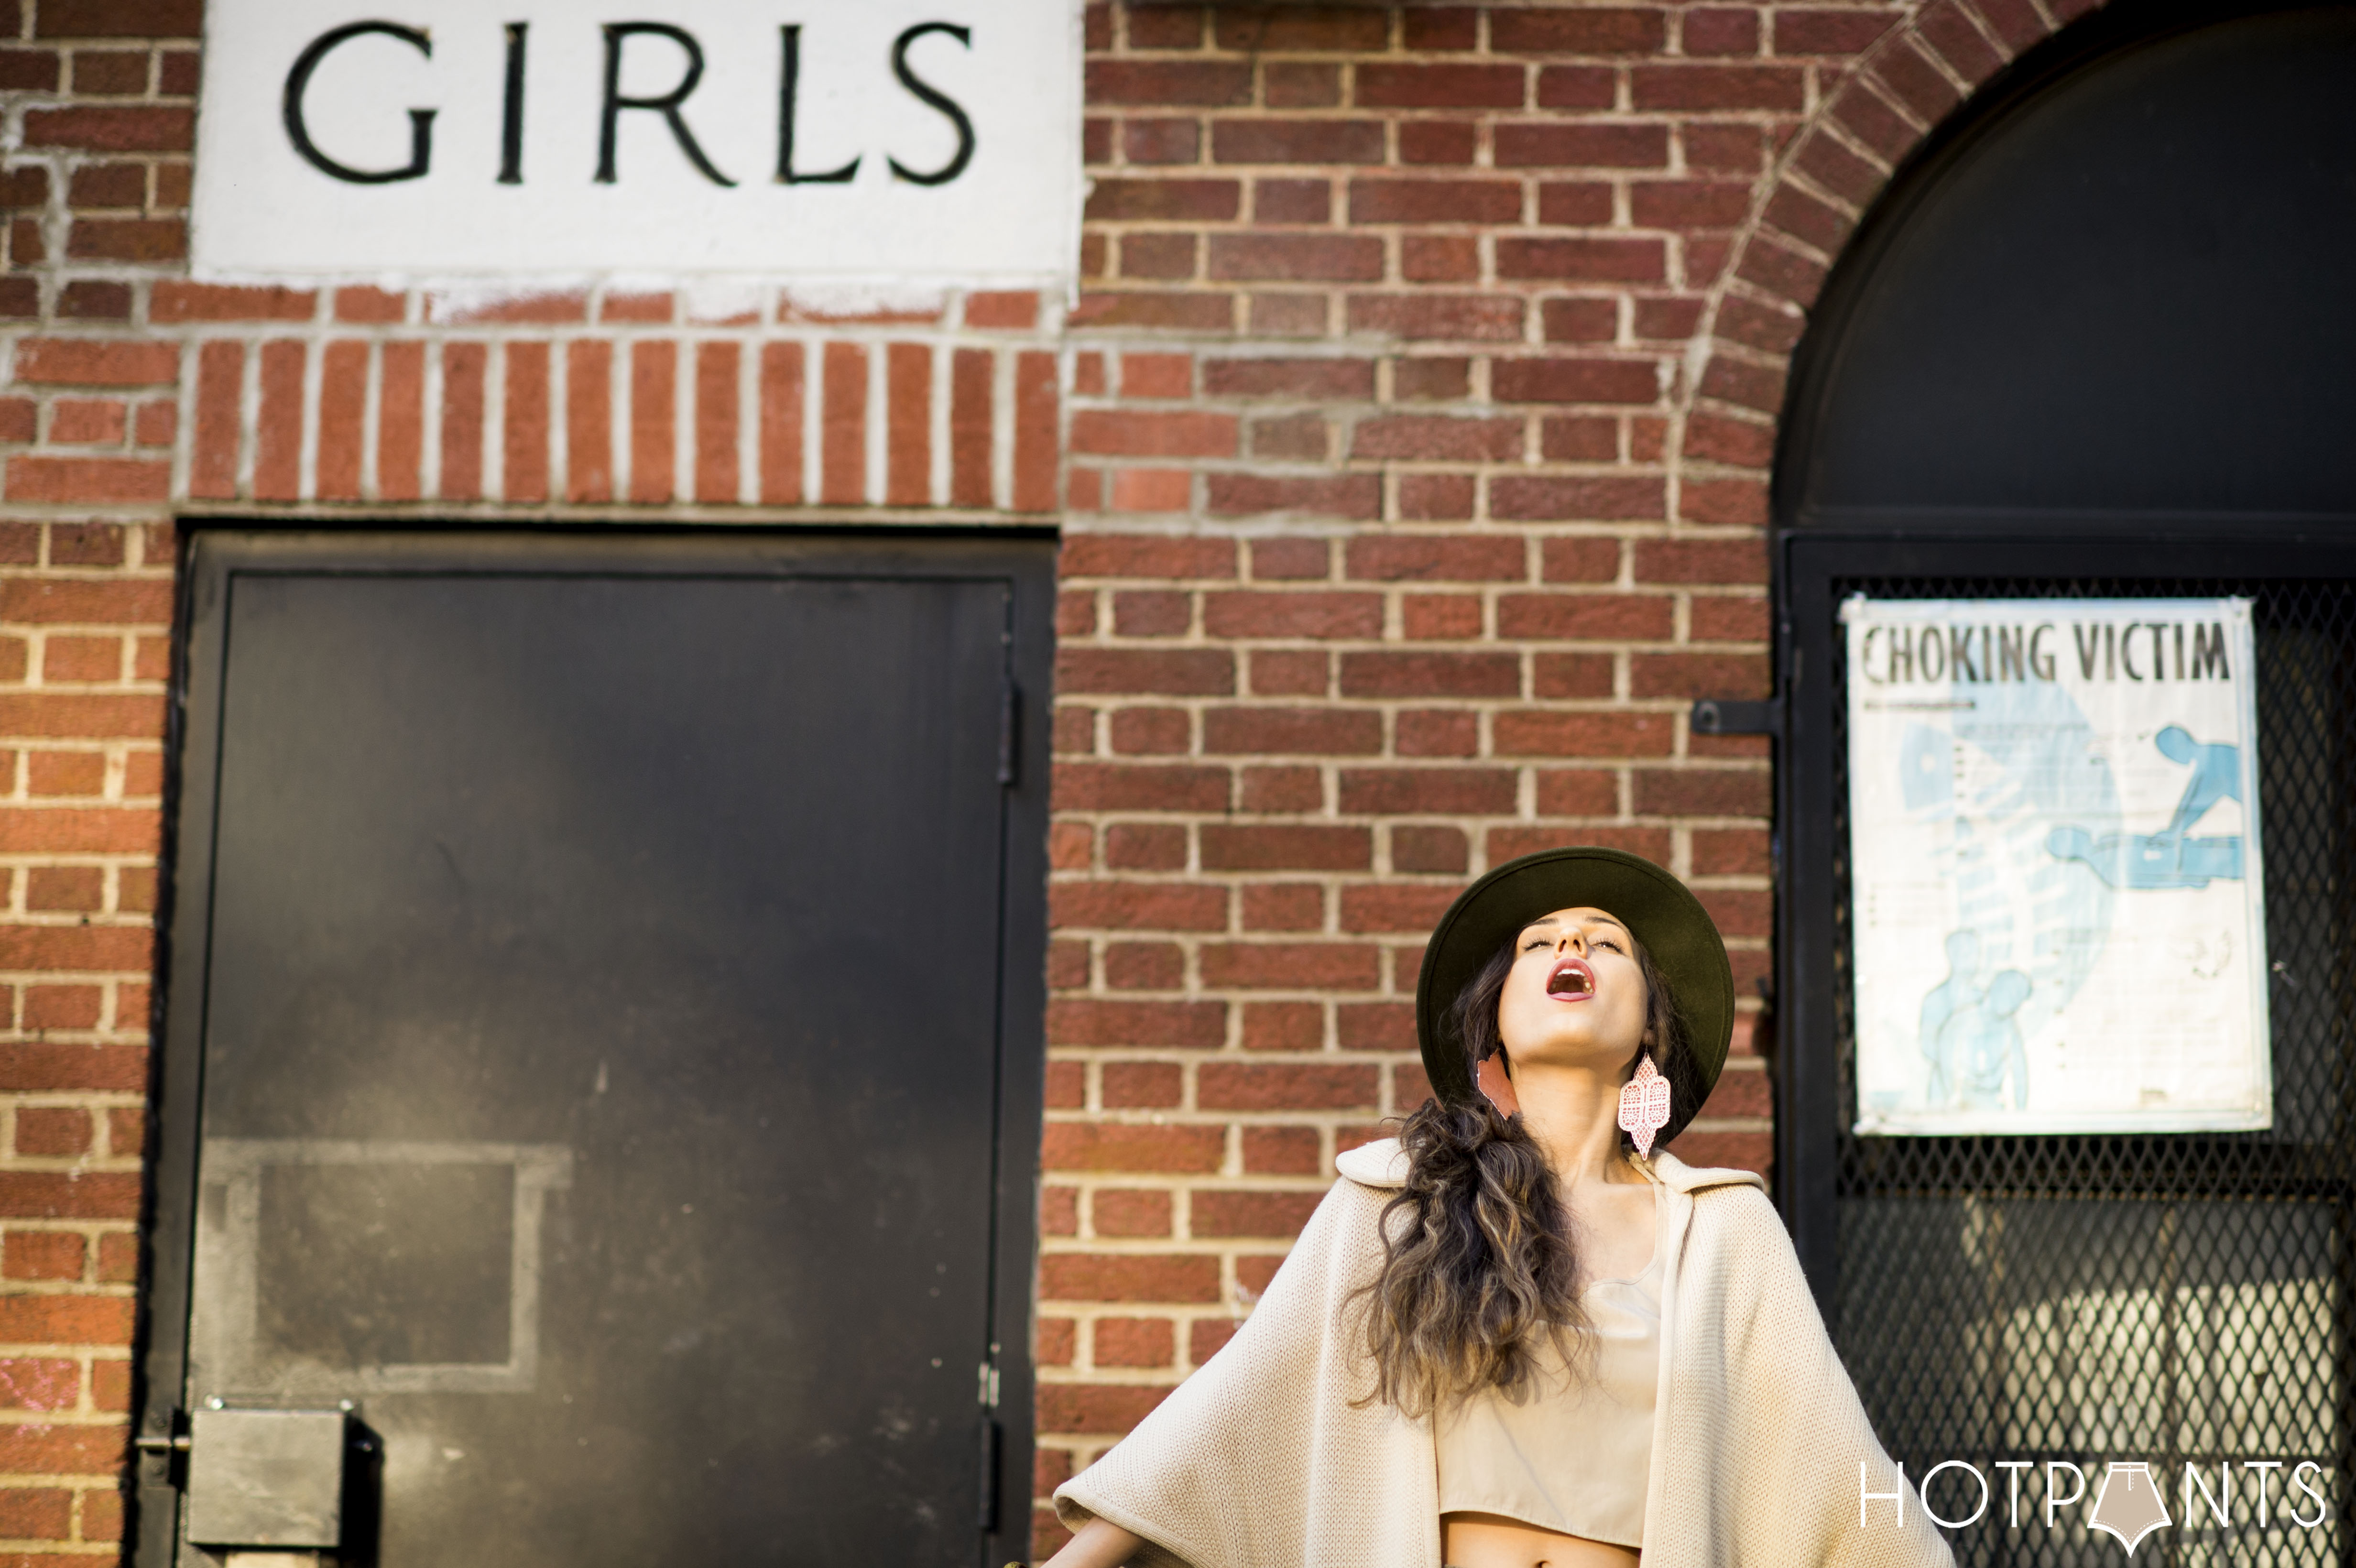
1617,1054,1671,1157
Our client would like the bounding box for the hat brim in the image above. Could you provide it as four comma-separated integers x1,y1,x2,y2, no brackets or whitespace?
1415,847,1735,1109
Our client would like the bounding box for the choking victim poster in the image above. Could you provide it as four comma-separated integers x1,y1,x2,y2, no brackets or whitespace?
1843,597,2273,1135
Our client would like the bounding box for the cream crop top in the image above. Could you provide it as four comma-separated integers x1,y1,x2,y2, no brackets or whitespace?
1433,1171,1665,1548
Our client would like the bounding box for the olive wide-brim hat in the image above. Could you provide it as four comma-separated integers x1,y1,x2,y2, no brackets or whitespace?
1415,846,1735,1108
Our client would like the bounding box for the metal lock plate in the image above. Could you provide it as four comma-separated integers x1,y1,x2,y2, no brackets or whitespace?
184,1408,346,1548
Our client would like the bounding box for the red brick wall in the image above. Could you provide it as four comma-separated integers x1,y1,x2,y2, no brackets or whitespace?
2,3,195,1556
1032,0,2090,1556
0,0,2094,1560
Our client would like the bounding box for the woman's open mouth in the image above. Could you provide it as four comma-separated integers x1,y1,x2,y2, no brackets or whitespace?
1547,958,1594,1000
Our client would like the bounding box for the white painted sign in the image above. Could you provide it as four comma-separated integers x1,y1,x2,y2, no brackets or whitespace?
1844,597,2272,1135
192,1,1082,283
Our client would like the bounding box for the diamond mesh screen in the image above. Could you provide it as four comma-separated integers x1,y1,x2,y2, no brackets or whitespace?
1827,578,2353,1566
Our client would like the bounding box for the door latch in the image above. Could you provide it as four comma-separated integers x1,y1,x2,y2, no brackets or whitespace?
180,1406,350,1550
1690,697,1784,736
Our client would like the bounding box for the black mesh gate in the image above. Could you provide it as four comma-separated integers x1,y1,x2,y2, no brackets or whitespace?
1779,543,2356,1567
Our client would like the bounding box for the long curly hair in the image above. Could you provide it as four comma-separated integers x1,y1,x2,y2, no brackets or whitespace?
1355,927,1704,1419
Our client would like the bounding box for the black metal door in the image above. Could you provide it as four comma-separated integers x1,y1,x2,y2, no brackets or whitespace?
136,531,1053,1567
1771,5,2356,1561
1780,540,2356,1566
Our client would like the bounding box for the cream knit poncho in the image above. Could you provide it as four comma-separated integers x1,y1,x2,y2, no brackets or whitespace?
1055,1139,1954,1568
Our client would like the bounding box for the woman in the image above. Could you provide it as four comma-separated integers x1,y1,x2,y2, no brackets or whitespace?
1044,847,1952,1568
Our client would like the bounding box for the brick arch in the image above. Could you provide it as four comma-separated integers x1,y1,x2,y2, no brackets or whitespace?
1668,0,2108,528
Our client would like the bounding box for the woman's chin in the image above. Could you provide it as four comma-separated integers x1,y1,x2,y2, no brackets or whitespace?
1499,1040,1639,1082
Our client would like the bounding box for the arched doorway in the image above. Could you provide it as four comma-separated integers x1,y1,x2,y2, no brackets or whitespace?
1776,4,2355,1554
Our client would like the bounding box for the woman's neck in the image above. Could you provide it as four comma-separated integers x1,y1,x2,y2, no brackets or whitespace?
1510,1062,1641,1191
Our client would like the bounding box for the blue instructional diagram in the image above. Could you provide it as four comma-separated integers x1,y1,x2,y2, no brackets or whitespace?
1844,597,2272,1135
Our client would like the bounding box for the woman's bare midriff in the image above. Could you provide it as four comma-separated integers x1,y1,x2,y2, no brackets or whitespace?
1443,1511,1642,1568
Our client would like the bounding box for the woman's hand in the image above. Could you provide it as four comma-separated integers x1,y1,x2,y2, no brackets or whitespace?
1036,1516,1144,1568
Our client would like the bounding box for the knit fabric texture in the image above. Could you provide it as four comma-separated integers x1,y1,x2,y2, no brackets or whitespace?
1054,1141,1955,1568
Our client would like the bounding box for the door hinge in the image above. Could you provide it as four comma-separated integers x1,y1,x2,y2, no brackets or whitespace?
997,679,1021,787
977,1416,1001,1531
976,1352,1003,1531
